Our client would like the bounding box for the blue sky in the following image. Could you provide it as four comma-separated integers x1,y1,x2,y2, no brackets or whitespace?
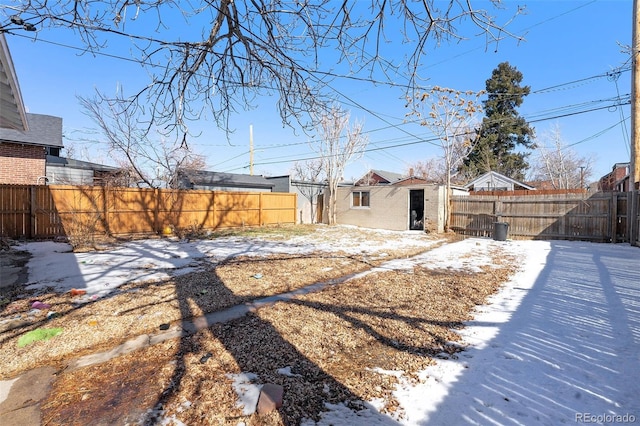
2,0,632,183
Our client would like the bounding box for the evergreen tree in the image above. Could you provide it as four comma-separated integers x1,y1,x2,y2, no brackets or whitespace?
462,62,535,181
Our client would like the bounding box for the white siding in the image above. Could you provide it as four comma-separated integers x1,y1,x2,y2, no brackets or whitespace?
46,165,95,185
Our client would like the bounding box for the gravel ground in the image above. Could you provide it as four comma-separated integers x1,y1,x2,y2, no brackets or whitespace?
1,226,517,425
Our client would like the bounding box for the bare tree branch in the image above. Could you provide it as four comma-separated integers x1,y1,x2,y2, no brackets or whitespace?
530,123,593,189
78,88,205,188
292,159,325,224
10,1,524,143
310,105,368,225
407,86,484,229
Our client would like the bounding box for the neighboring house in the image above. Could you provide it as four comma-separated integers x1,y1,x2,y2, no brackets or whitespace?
0,33,27,132
1,33,115,186
465,171,536,192
525,180,557,190
355,169,404,186
0,33,61,184
599,162,630,192
393,175,431,186
175,169,275,192
0,113,63,185
267,175,327,224
45,154,122,185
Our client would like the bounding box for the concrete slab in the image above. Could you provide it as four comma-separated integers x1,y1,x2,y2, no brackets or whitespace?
67,334,150,370
0,249,30,289
0,366,57,426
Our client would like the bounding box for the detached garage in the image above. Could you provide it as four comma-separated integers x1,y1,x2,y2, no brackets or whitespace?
333,183,463,233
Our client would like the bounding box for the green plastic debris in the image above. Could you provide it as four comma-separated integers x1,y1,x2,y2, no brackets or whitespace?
17,328,64,348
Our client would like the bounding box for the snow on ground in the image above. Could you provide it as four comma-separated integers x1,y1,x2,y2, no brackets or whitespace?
18,226,437,296
11,227,640,425
308,240,640,425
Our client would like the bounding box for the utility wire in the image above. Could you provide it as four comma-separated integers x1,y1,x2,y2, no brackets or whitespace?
221,99,630,172
608,70,631,157
4,10,630,171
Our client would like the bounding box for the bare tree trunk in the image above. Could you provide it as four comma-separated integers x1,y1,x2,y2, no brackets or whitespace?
310,106,368,226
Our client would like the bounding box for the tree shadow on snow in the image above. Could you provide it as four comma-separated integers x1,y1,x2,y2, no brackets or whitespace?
420,240,640,425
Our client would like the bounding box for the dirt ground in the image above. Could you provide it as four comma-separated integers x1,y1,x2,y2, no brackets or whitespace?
0,227,517,425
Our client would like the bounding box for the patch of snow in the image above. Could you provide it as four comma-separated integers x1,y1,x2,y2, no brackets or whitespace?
307,239,640,425
14,228,640,425
0,377,18,405
226,373,262,415
277,366,302,377
368,398,387,412
140,405,187,426
18,226,440,296
301,402,399,426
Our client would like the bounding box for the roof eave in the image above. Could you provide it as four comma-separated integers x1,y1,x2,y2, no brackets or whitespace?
0,33,28,131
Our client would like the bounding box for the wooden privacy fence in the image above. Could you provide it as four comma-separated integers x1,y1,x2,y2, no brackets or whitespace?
0,184,297,239
451,192,636,243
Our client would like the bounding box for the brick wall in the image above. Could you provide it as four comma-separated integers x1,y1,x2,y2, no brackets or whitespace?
0,142,46,184
599,164,629,191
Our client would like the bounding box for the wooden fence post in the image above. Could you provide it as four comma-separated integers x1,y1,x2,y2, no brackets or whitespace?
631,190,639,246
493,200,502,222
259,192,263,226
610,192,618,243
212,191,217,229
29,186,36,239
154,188,160,234
102,185,110,236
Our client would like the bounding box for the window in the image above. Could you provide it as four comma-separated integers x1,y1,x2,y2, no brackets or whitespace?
352,191,370,207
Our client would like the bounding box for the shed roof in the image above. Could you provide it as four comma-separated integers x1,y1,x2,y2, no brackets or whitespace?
373,169,403,182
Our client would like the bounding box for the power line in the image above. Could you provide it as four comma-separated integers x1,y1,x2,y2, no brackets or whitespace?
565,117,629,148
221,100,630,172
609,70,631,157
532,67,630,94
4,10,631,173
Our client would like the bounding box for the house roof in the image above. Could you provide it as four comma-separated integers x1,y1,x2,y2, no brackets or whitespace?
178,170,275,189
465,171,536,191
393,175,431,185
370,169,404,183
0,113,63,148
0,33,28,131
46,155,119,172
266,174,328,187
356,169,405,185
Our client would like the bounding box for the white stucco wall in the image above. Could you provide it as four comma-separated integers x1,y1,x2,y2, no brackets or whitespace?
334,184,446,232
